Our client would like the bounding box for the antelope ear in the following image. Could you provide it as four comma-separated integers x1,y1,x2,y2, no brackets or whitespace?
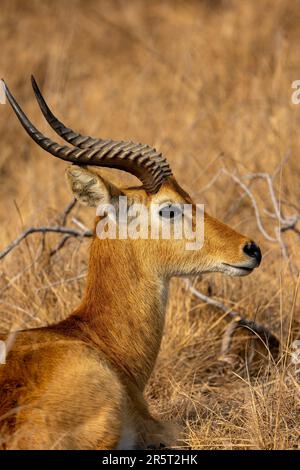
66,165,115,207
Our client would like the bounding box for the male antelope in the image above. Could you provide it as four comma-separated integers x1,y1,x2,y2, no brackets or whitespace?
0,77,261,450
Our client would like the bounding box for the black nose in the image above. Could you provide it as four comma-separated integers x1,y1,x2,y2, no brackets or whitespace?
243,241,262,266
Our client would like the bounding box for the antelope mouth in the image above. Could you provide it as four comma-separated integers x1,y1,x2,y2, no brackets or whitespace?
222,263,254,276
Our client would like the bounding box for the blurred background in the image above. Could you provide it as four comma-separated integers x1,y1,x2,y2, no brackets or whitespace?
0,0,300,449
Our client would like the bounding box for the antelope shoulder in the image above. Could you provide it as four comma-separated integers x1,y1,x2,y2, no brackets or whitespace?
0,329,129,449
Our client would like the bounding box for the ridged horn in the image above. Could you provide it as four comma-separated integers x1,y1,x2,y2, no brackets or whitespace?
3,78,173,193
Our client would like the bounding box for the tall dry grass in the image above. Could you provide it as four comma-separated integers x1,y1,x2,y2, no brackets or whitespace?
0,0,300,449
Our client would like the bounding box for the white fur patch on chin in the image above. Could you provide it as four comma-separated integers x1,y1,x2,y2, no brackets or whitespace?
224,266,253,277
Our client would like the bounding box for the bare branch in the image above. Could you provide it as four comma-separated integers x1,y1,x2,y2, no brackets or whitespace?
218,168,299,266
71,218,90,233
0,226,92,261
246,172,299,229
221,169,277,242
50,234,72,257
280,218,300,234
60,198,77,226
188,283,280,358
220,317,280,360
50,199,82,257
184,165,299,254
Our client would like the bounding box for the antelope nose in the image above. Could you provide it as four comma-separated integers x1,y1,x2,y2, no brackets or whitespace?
243,241,262,266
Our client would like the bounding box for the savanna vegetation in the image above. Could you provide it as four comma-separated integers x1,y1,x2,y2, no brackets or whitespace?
0,0,299,449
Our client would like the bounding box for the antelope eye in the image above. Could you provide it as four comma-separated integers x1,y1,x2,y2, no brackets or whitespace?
159,204,182,219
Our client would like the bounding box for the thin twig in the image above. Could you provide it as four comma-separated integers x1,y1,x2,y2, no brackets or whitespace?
193,166,300,252
221,169,277,242
0,226,92,260
50,235,72,257
61,198,77,226
71,217,90,232
50,199,79,256
189,283,280,358
246,173,299,229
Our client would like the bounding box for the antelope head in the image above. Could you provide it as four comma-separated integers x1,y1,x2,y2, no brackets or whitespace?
4,77,261,280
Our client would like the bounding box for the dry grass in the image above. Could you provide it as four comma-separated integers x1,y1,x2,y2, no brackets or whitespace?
0,0,300,449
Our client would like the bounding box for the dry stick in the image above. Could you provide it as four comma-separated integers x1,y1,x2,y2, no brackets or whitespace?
239,172,299,232
282,225,300,237
221,169,277,242
248,173,286,223
60,198,77,226
50,199,78,257
191,168,297,357
0,226,92,261
50,234,72,257
71,218,90,233
188,283,280,359
220,169,300,269
51,215,91,257
0,199,93,261
194,167,300,243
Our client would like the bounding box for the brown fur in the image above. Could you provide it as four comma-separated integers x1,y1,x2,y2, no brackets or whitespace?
0,169,259,449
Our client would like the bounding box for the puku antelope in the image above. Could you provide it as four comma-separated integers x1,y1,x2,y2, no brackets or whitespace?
0,77,262,450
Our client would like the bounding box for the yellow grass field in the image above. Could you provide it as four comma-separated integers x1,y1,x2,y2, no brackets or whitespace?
0,0,299,449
